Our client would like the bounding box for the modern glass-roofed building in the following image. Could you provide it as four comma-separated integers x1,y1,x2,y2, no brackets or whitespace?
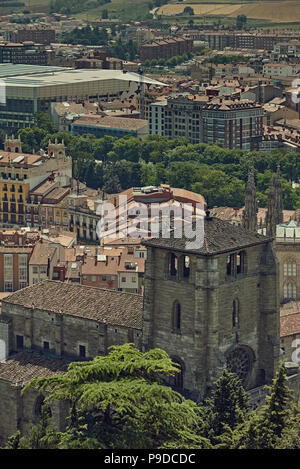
0,65,165,131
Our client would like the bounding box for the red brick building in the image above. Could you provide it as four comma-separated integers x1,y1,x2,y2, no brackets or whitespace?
140,37,193,61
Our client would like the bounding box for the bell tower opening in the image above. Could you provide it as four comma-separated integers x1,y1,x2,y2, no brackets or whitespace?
4,134,22,154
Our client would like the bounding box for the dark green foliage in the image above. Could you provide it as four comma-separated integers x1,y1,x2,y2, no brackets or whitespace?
205,369,249,444
5,360,300,449
218,364,293,449
11,120,300,209
20,344,211,449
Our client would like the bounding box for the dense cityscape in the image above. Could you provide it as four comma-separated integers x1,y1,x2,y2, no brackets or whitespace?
0,0,299,453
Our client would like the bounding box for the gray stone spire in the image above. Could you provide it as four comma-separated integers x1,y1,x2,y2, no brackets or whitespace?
266,174,276,238
274,164,283,225
242,166,258,232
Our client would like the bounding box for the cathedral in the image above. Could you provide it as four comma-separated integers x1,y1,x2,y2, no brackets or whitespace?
0,167,285,442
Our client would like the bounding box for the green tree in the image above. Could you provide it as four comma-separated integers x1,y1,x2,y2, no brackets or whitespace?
206,369,249,443
34,111,56,133
236,14,247,30
221,364,293,449
101,9,108,19
21,344,211,449
183,6,194,16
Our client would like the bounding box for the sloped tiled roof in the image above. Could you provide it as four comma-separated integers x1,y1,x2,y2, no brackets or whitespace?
143,216,271,255
0,352,69,386
2,280,142,330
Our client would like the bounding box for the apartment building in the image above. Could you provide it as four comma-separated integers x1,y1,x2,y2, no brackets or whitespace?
186,31,300,51
0,247,32,292
273,41,300,58
140,37,193,61
149,95,264,150
263,63,300,77
71,115,149,139
0,137,72,228
0,42,53,66
4,25,56,45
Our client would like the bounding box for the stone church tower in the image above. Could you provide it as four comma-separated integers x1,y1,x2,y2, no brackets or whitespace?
242,167,258,232
266,167,283,237
142,215,280,401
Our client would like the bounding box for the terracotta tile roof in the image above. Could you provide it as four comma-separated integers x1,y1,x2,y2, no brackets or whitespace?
44,186,70,200
0,151,42,167
30,178,57,196
143,216,271,255
73,115,148,131
0,352,68,386
82,256,120,276
281,312,300,337
29,241,56,265
2,280,143,330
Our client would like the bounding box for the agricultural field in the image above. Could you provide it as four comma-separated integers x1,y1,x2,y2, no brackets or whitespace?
158,1,300,23
74,0,151,21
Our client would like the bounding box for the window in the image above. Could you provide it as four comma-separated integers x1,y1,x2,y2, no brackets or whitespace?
91,276,96,282
169,253,178,278
182,256,190,279
172,301,181,333
79,345,86,358
284,261,296,277
236,251,246,275
122,277,126,283
43,341,50,352
16,335,23,349
171,357,184,389
227,254,235,277
4,281,13,292
32,266,38,274
284,282,296,300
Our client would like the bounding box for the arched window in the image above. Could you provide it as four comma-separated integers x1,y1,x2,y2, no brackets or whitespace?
172,301,181,333
34,395,45,417
168,253,178,278
233,299,240,329
34,395,52,421
237,251,246,275
170,357,185,390
283,260,296,277
284,282,296,300
182,255,190,279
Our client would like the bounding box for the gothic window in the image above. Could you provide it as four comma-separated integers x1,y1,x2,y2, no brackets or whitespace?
227,252,246,278
179,255,190,280
34,395,52,422
34,395,45,417
172,301,181,333
226,347,252,383
170,357,184,390
232,299,240,329
283,282,296,300
283,260,296,277
227,254,235,277
237,251,246,275
183,255,190,279
167,253,178,279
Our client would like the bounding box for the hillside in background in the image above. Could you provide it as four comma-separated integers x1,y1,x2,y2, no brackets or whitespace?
158,1,300,24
